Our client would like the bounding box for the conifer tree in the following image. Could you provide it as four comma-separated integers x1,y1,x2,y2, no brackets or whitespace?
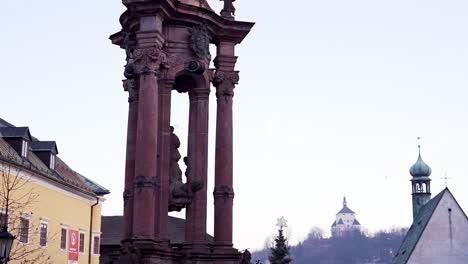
269,217,292,264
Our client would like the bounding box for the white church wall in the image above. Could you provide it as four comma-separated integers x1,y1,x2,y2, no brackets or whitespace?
408,191,468,264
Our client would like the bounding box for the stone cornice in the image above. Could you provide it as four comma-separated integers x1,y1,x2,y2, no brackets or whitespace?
110,0,254,47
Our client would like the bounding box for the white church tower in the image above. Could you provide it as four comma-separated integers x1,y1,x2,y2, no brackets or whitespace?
331,197,361,237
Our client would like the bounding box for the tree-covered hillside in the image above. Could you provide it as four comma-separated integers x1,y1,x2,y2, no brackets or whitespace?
253,228,407,264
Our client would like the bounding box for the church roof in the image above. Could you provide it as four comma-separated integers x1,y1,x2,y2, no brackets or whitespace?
352,219,361,225
338,206,355,214
337,219,344,225
392,189,447,264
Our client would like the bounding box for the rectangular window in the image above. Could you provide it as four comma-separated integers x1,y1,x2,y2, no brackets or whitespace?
50,154,55,169
79,232,85,254
60,228,67,250
19,217,30,243
92,235,100,255
21,141,28,158
39,222,48,247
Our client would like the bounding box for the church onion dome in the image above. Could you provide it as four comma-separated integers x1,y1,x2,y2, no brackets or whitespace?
410,149,432,177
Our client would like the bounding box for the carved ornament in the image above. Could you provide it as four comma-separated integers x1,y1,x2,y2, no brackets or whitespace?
132,47,169,76
214,185,234,203
168,127,204,212
123,79,138,103
189,25,212,58
213,70,239,98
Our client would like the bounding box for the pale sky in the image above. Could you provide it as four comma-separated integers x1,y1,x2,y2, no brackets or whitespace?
1,0,468,250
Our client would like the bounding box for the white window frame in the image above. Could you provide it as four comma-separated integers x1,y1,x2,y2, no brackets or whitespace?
18,213,31,244
21,140,28,158
39,219,49,248
91,232,101,256
49,154,55,169
60,224,68,252
78,229,86,255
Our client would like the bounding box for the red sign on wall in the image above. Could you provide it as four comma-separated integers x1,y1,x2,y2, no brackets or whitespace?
68,230,79,261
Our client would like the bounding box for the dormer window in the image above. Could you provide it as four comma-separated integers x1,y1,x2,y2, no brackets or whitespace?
21,140,29,158
50,154,55,169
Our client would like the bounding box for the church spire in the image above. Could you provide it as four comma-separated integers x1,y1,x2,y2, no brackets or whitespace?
410,140,432,220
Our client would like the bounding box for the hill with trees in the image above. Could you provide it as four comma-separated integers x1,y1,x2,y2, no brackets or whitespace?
253,228,407,264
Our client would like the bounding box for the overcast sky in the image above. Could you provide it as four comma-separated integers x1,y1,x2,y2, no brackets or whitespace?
1,0,468,250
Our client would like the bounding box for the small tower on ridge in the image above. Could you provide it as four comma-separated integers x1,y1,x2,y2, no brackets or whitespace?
409,144,432,220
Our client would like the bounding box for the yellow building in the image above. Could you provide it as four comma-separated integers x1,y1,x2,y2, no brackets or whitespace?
0,118,109,264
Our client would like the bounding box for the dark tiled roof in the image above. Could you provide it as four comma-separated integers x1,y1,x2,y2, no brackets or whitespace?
338,206,355,214
0,127,32,140
331,221,337,227
101,216,214,245
0,117,109,196
352,219,361,225
392,189,447,264
337,219,344,225
30,141,58,154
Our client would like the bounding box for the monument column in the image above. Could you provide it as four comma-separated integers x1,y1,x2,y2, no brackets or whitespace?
213,42,238,247
123,79,139,239
185,86,210,246
132,15,167,239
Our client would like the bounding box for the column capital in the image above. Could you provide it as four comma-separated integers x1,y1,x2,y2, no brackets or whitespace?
123,79,139,103
132,47,169,76
212,70,239,98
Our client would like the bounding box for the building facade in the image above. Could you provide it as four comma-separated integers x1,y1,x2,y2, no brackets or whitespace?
0,118,109,264
331,197,361,237
393,147,468,264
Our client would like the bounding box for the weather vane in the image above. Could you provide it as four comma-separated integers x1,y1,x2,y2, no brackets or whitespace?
276,216,288,230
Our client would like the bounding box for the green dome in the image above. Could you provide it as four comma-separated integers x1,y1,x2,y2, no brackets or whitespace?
410,151,432,177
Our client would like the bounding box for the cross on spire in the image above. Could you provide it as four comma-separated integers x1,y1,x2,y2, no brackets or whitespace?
276,216,288,230
441,171,452,188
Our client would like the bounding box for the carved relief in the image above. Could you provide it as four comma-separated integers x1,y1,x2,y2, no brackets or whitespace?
189,25,212,58
168,127,204,212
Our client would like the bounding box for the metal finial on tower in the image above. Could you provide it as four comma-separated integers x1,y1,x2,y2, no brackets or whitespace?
343,196,347,207
417,136,421,155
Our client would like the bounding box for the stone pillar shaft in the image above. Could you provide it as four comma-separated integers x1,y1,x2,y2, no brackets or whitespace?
185,88,210,245
213,51,238,246
156,80,173,241
132,69,159,238
123,79,139,239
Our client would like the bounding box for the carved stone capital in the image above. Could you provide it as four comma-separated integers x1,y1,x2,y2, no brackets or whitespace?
213,185,235,203
133,47,169,76
123,79,139,103
212,70,239,98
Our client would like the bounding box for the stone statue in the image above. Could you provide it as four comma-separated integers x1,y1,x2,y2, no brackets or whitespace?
169,127,204,212
118,242,142,264
189,25,212,58
221,0,236,18
240,250,252,264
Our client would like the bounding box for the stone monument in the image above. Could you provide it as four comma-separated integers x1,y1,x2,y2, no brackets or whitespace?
110,0,254,263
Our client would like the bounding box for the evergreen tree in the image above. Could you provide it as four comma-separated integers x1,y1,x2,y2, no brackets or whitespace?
269,217,292,264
